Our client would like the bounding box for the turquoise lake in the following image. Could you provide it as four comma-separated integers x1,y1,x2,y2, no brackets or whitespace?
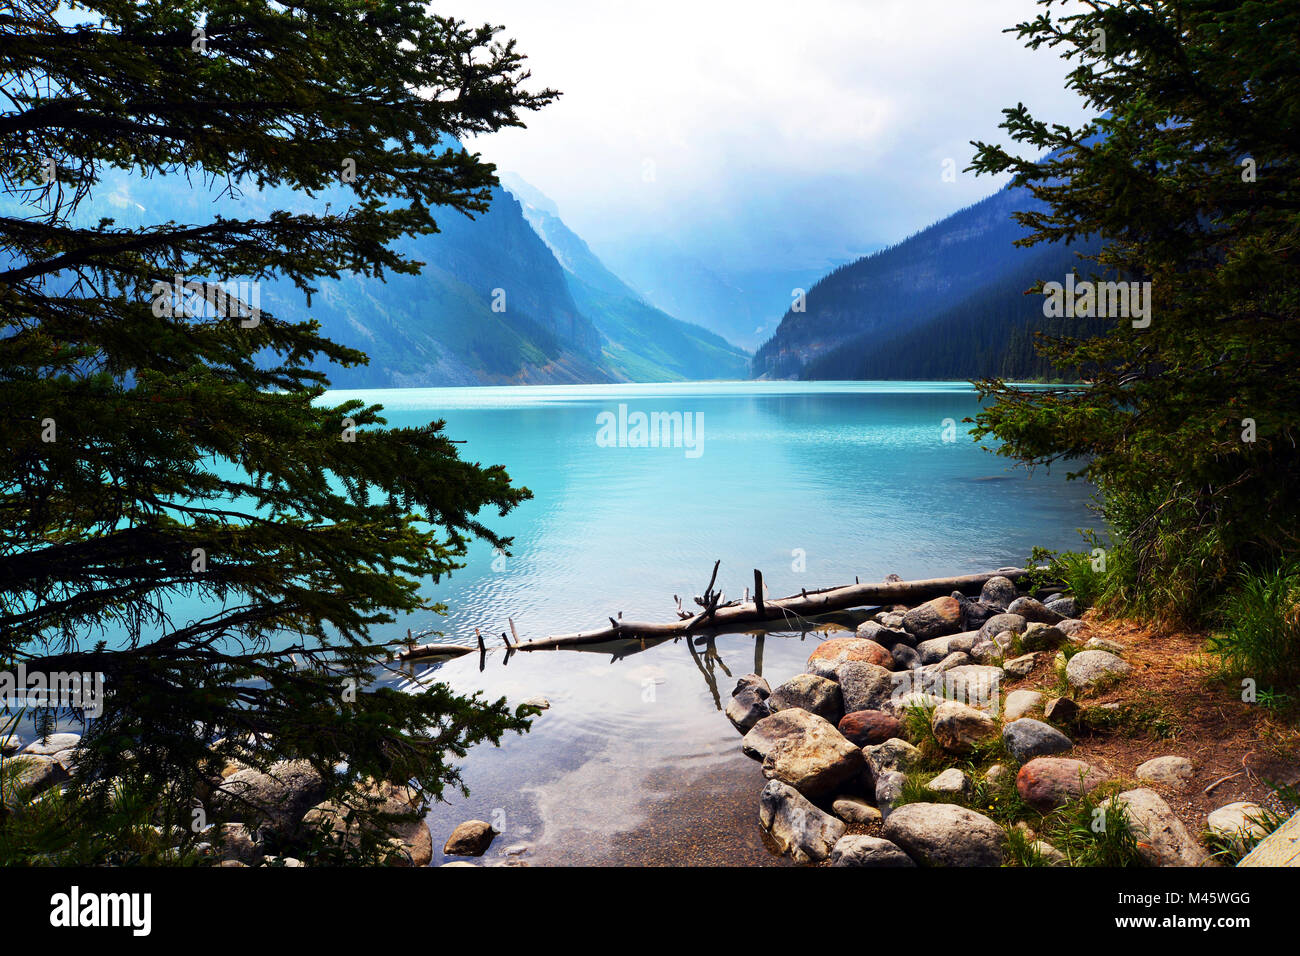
329,381,1098,865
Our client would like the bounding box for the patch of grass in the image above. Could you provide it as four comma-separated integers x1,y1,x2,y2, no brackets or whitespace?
1029,541,1107,610
1080,693,1180,740
1004,822,1050,867
1207,561,1300,697
1036,786,1142,867
899,701,945,769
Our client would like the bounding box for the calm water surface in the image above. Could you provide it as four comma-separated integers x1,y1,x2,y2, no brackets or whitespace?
329,382,1097,866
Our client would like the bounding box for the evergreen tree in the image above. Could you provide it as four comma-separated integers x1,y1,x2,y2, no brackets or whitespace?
1,0,553,862
968,0,1300,620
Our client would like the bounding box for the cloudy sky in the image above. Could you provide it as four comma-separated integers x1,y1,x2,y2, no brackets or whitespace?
463,0,1095,274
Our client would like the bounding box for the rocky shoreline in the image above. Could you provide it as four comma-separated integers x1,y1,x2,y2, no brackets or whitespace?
723,575,1300,867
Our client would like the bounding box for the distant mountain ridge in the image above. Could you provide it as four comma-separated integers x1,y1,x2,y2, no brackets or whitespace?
752,184,1094,381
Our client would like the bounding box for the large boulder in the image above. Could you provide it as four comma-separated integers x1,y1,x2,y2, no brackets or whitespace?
830,835,916,867
978,613,1027,643
1065,650,1132,692
1238,810,1300,866
303,783,433,866
807,637,894,672
917,631,979,664
441,819,496,857
212,759,329,838
855,621,913,648
761,720,865,798
20,733,81,756
725,674,772,732
835,661,897,713
767,674,843,724
931,700,998,753
742,708,824,761
882,803,1006,866
902,596,963,640
1007,596,1065,624
837,709,901,746
1016,757,1107,811
1116,788,1209,867
1,754,68,808
759,779,845,864
979,576,1019,610
1003,718,1073,762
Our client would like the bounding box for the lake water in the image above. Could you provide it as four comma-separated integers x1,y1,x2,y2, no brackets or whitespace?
335,381,1098,866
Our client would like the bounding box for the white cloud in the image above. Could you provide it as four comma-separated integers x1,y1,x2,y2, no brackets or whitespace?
463,0,1094,270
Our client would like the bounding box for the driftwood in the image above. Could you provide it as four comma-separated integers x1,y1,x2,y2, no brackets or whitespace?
518,566,1040,651
395,642,474,662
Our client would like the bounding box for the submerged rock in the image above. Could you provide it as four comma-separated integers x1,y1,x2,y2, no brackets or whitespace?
442,819,496,857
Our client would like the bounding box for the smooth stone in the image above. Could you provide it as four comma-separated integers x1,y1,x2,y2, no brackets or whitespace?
832,795,882,825
1116,788,1209,867
837,709,901,747
863,737,921,775
1084,637,1126,653
1238,810,1300,866
20,733,80,756
1034,841,1069,865
1207,802,1270,845
830,834,915,867
807,637,894,671
979,575,1019,610
1003,718,1073,762
984,763,1010,787
933,665,1004,712
742,708,827,761
1016,757,1107,811
926,767,971,796
767,674,844,724
1065,650,1132,691
855,621,913,648
891,644,921,670
834,661,897,713
1003,653,1042,679
931,700,998,752
882,803,1007,867
1135,755,1194,790
759,779,845,864
1021,623,1068,651
978,613,1027,642
733,673,771,698
1007,596,1065,624
874,770,907,821
1057,618,1087,638
1004,689,1044,721
902,596,964,640
762,719,865,798
443,820,496,857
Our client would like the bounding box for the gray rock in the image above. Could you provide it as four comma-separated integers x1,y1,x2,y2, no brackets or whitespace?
863,737,921,775
1065,650,1132,691
726,677,773,732
732,673,771,699
979,576,1019,610
1207,802,1270,848
1135,755,1194,790
831,795,882,825
856,621,912,648
212,759,329,838
1116,788,1209,867
1043,696,1081,722
1004,690,1044,721
759,779,846,864
902,596,964,640
874,770,908,821
767,673,843,724
891,644,921,671
742,708,827,761
1,754,68,807
1056,618,1087,638
805,657,841,681
1007,596,1065,624
20,732,80,756
1045,596,1079,618
1003,653,1041,679
1084,637,1126,654
1238,810,1300,866
978,613,1027,642
932,651,973,673
931,700,998,752
830,834,916,867
882,803,1007,866
934,664,1004,711
1003,718,1073,762
926,767,972,797
1021,622,1068,651
835,661,897,713
762,719,865,798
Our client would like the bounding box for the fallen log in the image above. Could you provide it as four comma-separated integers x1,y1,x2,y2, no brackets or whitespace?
518,566,1042,651
395,642,475,662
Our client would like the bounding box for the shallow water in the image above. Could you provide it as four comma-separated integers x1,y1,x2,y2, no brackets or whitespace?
340,381,1097,865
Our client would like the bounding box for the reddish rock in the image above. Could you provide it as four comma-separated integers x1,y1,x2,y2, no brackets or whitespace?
807,637,893,671
901,596,963,640
1016,757,1108,811
838,709,902,746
